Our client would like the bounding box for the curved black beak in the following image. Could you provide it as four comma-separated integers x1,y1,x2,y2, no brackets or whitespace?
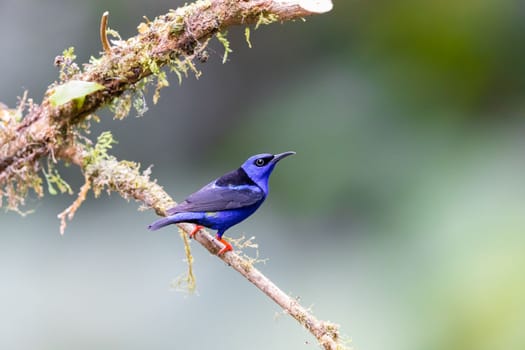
273,151,296,163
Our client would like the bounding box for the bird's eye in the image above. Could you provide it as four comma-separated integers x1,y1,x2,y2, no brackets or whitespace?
255,158,266,167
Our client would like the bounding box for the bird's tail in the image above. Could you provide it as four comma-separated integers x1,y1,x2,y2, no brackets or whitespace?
148,216,179,231
148,212,205,231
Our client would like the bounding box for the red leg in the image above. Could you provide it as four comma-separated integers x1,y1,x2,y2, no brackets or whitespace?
216,235,233,255
189,225,204,239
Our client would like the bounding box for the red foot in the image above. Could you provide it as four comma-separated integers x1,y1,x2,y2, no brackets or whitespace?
189,225,204,239
216,235,233,255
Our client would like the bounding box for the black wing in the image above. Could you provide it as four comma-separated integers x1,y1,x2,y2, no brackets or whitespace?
167,181,264,214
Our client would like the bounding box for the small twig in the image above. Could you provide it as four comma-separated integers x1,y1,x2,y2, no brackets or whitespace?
100,11,111,54
57,175,91,235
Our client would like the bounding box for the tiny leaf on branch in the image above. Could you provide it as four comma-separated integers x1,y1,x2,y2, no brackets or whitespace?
49,80,105,107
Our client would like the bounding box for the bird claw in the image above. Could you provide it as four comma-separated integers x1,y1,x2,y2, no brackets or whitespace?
189,225,204,239
216,235,233,255
189,226,231,255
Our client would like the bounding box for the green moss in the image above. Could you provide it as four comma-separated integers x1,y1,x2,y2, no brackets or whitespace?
43,164,73,195
1,101,47,213
62,47,76,61
245,27,252,48
169,15,185,36
105,27,122,41
255,12,279,30
153,70,169,104
134,90,149,116
55,47,81,82
109,93,133,120
1,164,44,214
83,131,117,168
216,31,233,64
167,56,202,85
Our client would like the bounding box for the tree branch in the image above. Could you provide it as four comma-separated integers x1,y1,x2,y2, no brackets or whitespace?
56,137,343,348
65,141,344,349
0,0,332,205
1,1,342,348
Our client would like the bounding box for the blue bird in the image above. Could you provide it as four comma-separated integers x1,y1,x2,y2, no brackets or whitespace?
148,152,295,255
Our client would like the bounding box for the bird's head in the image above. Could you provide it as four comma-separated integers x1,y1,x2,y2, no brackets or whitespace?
241,151,296,191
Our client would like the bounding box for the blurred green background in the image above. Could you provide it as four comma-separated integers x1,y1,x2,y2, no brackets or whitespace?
2,0,525,349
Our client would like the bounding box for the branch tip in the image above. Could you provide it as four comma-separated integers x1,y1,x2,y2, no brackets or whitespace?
276,0,333,13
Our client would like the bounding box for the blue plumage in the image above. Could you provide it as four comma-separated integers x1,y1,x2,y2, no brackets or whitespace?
148,152,295,254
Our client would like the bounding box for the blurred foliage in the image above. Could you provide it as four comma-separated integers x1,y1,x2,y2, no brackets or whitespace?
327,0,525,117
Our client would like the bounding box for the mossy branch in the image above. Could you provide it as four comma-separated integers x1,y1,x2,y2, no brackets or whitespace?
0,0,332,210
0,0,341,348
60,134,344,349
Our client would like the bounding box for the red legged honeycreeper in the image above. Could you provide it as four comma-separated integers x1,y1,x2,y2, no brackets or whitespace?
148,152,296,254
